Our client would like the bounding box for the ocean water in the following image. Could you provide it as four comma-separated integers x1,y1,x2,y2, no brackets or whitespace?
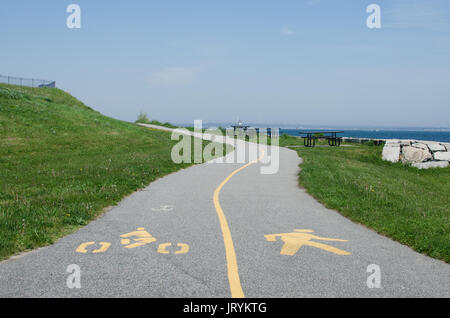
280,129,450,143
185,123,450,143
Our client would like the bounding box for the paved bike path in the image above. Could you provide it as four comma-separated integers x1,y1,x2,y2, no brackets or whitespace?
0,125,448,297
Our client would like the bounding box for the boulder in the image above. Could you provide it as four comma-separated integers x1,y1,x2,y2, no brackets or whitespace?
382,144,400,163
412,143,428,150
401,146,432,163
427,143,446,152
433,152,450,161
387,139,411,146
382,139,450,168
442,143,450,151
412,161,449,170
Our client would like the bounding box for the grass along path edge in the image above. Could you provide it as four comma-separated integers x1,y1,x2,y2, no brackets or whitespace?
278,135,450,263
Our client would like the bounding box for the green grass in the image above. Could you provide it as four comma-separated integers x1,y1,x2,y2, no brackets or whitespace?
279,135,450,263
134,113,178,129
0,84,229,260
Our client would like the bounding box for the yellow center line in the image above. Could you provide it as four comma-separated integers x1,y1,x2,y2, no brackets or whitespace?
213,148,265,298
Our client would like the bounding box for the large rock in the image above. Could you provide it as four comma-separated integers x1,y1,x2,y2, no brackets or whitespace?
427,143,446,152
434,151,450,161
401,146,432,163
387,139,411,146
412,143,428,150
441,143,450,151
412,161,449,170
382,144,400,163
382,139,450,168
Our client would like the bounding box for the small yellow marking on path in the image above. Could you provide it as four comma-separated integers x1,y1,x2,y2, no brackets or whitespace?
213,149,265,299
76,242,95,254
92,242,111,254
157,243,172,254
120,227,157,249
265,229,351,256
157,243,190,254
175,243,189,255
76,242,111,254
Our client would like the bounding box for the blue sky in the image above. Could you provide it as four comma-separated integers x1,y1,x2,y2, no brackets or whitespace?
1,0,450,127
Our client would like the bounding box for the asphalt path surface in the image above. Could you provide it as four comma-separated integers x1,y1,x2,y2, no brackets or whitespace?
0,124,449,297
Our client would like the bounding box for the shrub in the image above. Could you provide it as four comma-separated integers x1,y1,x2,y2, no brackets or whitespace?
135,111,150,124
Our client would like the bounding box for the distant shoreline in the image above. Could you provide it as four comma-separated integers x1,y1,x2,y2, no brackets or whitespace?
177,123,450,143
177,123,450,132
280,129,450,143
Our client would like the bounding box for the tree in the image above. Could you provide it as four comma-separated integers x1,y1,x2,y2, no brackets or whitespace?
135,111,150,124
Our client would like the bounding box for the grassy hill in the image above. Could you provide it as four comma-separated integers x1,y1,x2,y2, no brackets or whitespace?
0,84,225,260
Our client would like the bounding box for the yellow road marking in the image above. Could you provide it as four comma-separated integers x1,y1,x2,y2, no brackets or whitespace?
175,243,189,254
265,229,351,256
92,242,111,254
213,149,265,298
76,241,111,254
157,243,190,254
157,243,172,254
120,227,157,249
76,242,95,254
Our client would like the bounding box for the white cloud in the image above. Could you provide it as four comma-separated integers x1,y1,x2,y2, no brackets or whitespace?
148,67,200,86
282,26,296,36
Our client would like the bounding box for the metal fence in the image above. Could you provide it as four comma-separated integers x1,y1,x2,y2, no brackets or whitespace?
0,74,56,88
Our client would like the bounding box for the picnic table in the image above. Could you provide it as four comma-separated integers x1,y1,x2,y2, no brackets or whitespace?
298,131,344,147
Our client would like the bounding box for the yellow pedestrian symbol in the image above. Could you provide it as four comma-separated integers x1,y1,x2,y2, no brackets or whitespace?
120,227,157,249
265,229,351,256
